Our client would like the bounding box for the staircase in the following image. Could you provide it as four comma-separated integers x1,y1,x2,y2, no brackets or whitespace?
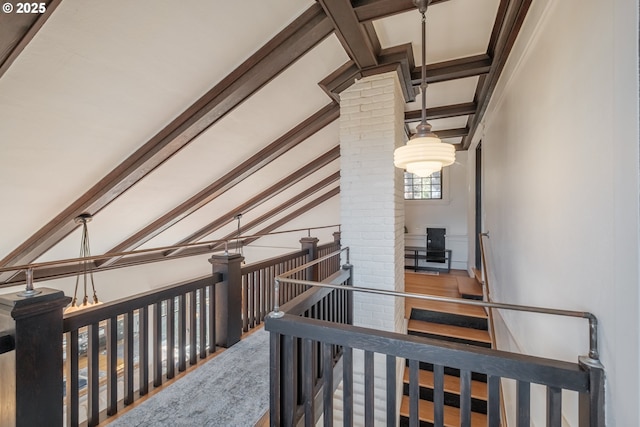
400,272,491,427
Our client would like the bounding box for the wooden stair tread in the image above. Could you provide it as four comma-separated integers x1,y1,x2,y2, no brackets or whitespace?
408,319,491,344
400,395,487,427
457,277,483,298
405,297,488,320
403,368,488,400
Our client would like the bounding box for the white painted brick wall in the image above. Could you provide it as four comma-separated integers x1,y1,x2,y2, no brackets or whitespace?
336,72,407,426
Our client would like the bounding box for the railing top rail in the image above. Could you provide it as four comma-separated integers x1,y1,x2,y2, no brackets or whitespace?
265,314,590,393
62,273,220,332
241,249,309,275
275,248,348,280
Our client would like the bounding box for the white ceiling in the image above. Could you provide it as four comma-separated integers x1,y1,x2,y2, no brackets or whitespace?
0,0,504,278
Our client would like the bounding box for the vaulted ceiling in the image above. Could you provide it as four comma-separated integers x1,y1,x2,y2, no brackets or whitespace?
0,0,530,286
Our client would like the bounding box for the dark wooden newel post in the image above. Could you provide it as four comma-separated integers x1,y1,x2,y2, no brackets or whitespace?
209,253,244,348
300,237,319,282
0,288,70,427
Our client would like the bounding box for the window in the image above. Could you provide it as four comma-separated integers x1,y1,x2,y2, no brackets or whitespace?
404,171,442,200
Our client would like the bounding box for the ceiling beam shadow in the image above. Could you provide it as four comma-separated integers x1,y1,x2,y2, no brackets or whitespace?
0,3,333,282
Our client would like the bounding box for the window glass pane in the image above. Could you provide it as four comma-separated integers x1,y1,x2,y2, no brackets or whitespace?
403,171,443,200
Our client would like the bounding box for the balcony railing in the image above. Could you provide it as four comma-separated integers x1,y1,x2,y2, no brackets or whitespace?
265,250,605,427
0,230,342,427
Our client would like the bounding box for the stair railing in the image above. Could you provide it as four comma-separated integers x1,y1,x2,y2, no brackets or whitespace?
266,249,605,427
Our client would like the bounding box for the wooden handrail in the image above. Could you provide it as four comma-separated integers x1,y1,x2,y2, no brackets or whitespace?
63,274,219,331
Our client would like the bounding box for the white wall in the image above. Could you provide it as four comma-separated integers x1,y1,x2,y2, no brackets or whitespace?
470,0,639,425
405,151,469,271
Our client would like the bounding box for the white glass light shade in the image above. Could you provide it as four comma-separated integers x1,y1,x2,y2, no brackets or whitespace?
394,135,456,177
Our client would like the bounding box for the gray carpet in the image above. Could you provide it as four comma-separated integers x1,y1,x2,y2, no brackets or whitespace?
110,328,269,426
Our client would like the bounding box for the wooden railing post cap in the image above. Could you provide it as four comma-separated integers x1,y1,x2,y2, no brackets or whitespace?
208,253,244,265
300,237,319,244
0,288,70,320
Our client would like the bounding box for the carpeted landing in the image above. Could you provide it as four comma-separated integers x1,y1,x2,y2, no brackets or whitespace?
109,328,269,426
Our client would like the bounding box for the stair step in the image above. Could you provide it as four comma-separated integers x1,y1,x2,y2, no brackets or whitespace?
399,395,488,427
408,319,492,347
403,369,488,401
414,362,487,383
402,368,487,414
410,308,488,331
458,277,483,300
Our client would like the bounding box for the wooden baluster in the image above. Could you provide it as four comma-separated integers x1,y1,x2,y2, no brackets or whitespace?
517,381,531,427
547,386,562,427
153,302,162,387
106,317,118,416
66,330,80,426
178,295,186,372
386,355,396,426
167,297,176,378
364,350,375,426
189,291,197,365
343,346,353,427
207,286,216,355
282,335,295,427
243,274,249,332
253,271,259,325
323,342,333,427
409,359,420,427
86,323,99,427
301,338,314,427
199,288,206,359
124,311,134,405
487,375,501,427
249,272,255,329
460,370,472,427
139,305,149,395
433,364,445,427
269,332,281,427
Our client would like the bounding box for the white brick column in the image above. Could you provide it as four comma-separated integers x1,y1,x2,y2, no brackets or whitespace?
337,72,406,425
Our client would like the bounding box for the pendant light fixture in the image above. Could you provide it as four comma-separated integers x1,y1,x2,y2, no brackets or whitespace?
394,0,455,177
234,213,246,264
65,214,101,314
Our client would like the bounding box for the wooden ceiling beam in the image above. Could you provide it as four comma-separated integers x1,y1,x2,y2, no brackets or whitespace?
166,148,340,256
410,54,493,85
320,43,417,104
100,103,340,265
0,0,62,79
462,0,532,149
0,4,333,281
405,102,477,122
352,0,453,23
318,0,378,69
